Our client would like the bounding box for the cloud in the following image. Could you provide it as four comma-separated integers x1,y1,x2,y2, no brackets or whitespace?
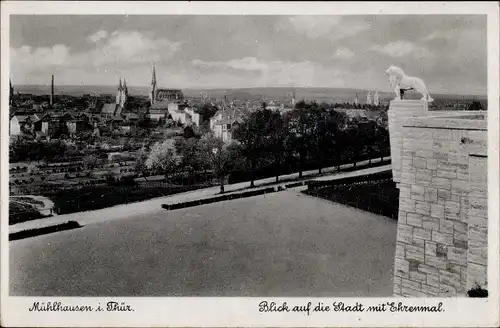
276,16,369,41
191,57,350,88
370,41,433,58
332,47,354,59
421,30,455,42
192,57,321,74
90,31,181,66
192,57,271,71
11,44,71,69
87,30,108,43
11,31,182,77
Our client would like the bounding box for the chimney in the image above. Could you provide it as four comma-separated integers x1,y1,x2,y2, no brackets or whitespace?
50,75,54,106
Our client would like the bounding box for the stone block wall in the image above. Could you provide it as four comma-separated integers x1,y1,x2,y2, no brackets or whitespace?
389,100,488,297
388,100,428,183
467,155,488,291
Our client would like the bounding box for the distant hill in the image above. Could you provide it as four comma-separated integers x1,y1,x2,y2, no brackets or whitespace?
12,84,486,104
12,84,151,97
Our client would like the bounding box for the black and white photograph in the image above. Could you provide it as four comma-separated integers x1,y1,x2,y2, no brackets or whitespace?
1,1,499,327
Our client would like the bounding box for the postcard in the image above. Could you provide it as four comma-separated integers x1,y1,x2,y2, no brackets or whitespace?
1,1,499,327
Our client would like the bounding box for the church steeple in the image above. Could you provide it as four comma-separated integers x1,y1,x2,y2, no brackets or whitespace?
151,65,157,86
50,75,54,106
9,78,13,105
150,65,157,105
116,78,123,105
123,78,128,97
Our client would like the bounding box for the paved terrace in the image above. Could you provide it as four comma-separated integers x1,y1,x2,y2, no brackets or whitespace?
10,190,397,296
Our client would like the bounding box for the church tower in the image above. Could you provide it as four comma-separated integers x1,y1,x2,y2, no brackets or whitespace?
366,90,372,105
150,65,157,105
121,78,128,107
116,78,123,105
9,78,14,105
50,75,55,106
374,90,380,106
123,78,128,99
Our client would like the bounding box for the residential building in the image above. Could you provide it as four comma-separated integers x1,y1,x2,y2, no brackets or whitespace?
33,114,51,134
210,107,246,142
148,109,167,121
167,102,201,126
10,115,36,136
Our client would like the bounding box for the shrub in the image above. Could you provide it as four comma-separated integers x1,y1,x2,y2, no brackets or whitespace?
467,285,488,298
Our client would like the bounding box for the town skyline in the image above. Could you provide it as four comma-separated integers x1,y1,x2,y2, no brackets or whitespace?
11,15,487,94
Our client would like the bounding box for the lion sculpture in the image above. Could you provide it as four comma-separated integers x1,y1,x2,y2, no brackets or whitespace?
385,65,434,102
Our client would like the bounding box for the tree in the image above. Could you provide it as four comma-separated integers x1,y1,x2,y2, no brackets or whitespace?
137,113,154,134
361,121,377,164
283,102,313,178
198,103,220,123
183,125,195,139
9,135,36,162
134,150,150,181
145,139,180,182
343,118,367,168
308,105,327,174
373,124,390,161
233,109,270,187
200,136,241,193
310,108,346,173
467,100,483,111
175,137,203,184
83,154,100,172
265,110,286,182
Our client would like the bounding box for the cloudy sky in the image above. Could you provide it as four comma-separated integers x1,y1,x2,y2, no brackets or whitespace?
10,15,486,94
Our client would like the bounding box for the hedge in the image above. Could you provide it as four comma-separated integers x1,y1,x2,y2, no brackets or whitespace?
9,221,82,241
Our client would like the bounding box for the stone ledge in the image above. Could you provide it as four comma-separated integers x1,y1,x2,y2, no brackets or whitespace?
402,115,487,130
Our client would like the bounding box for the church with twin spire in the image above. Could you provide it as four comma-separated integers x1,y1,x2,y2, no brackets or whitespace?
100,77,128,118
116,77,128,107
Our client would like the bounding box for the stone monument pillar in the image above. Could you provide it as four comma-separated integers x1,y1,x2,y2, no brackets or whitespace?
388,99,428,184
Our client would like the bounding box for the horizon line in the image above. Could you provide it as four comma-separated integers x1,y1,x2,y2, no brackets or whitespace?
10,84,487,97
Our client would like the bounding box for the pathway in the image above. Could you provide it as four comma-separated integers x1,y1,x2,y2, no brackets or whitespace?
9,158,391,234
10,195,56,216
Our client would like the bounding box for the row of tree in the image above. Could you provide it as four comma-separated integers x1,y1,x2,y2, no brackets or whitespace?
10,137,81,163
141,101,390,191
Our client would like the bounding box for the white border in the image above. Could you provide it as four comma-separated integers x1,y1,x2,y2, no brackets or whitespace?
1,2,499,327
